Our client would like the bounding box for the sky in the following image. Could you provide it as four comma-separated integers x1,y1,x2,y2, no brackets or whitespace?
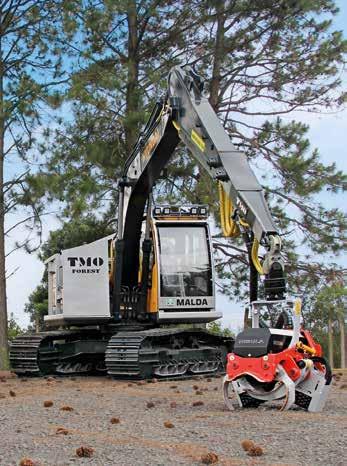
5,2,347,332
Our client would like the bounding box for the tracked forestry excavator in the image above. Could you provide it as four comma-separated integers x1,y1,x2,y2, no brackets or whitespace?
10,66,331,410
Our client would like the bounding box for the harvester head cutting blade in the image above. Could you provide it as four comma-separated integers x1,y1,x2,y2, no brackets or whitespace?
223,376,236,410
276,364,296,411
223,364,297,411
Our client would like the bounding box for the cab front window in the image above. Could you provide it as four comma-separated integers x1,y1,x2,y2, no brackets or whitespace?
157,225,212,297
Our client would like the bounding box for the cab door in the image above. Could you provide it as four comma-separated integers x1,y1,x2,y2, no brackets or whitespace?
153,220,220,323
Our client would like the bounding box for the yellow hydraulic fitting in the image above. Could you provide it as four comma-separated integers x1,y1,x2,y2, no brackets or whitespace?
296,341,316,356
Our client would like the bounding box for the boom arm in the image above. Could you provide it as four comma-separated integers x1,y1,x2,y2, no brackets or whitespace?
116,66,285,312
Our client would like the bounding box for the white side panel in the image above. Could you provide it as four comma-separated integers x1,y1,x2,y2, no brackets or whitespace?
46,254,63,316
62,238,110,318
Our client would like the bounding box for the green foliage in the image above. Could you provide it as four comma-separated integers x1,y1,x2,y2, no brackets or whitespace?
304,281,346,329
23,0,347,305
207,321,234,338
0,0,68,254
24,284,48,331
311,327,342,367
301,278,346,367
7,314,23,342
316,282,346,313
39,214,114,262
30,0,198,216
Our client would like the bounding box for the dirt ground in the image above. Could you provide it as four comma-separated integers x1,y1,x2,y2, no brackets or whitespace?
0,371,346,466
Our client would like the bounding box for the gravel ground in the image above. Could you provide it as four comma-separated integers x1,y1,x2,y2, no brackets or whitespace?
0,371,346,466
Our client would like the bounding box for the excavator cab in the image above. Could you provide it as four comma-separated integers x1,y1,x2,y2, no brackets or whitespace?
148,206,220,323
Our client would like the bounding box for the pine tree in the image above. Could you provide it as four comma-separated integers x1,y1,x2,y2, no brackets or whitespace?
0,1,65,368
27,1,346,311
29,0,203,216
312,281,346,368
176,0,347,298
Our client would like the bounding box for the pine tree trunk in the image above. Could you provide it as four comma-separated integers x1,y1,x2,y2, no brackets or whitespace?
209,2,225,110
339,316,345,369
0,55,8,369
328,316,334,369
0,144,7,369
35,313,40,333
125,0,139,154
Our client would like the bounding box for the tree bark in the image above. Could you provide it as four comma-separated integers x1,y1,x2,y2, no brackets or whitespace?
328,315,334,369
35,312,40,333
0,39,8,369
125,0,140,154
209,1,225,111
339,316,345,369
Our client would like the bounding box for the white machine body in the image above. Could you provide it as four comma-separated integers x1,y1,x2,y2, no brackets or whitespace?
44,235,114,327
43,215,221,328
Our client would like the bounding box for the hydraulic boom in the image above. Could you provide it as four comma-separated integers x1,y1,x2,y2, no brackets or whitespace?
115,65,285,319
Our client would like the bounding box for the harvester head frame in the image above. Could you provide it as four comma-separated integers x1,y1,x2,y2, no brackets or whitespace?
223,299,332,412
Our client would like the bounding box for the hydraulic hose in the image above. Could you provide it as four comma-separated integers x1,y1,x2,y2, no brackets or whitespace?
311,356,333,385
218,182,239,237
218,182,265,275
251,238,264,275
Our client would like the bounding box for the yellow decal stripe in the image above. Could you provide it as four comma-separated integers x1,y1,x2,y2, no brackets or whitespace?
294,298,302,315
191,129,205,152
